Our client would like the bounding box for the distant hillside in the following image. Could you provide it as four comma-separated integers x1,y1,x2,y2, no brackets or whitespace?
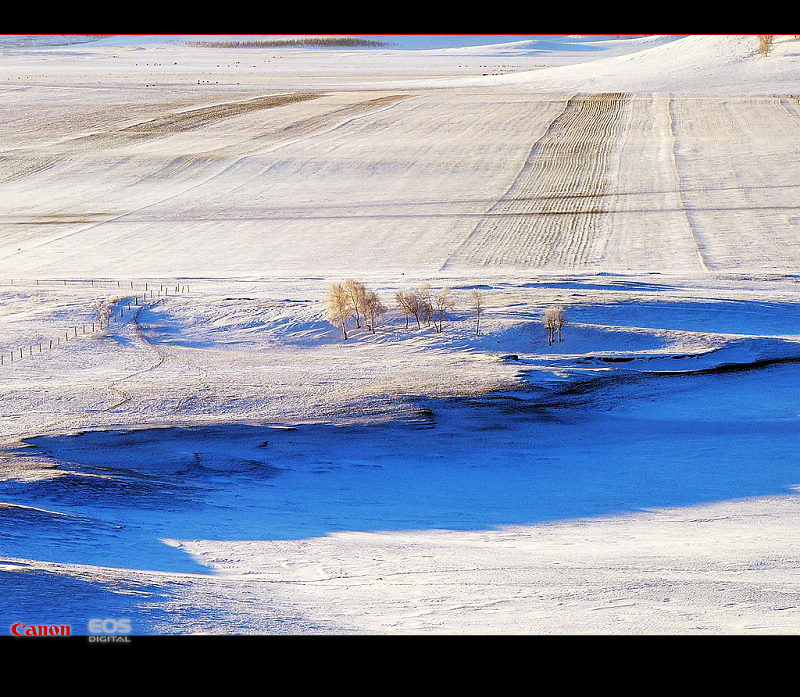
0,34,117,48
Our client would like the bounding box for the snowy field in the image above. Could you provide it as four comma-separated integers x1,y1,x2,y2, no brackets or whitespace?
2,34,800,635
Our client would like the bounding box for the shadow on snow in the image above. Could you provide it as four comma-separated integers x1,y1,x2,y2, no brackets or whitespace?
3,360,800,576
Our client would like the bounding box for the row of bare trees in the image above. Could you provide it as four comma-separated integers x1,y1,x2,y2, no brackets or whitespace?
394,283,458,334
326,279,387,339
397,285,488,335
327,281,567,344
327,281,486,339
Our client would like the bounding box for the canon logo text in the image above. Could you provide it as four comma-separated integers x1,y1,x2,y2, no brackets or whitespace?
11,623,71,637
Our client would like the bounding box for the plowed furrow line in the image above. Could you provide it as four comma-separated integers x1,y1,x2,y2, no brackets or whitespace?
723,99,800,269
446,93,628,269
671,97,800,271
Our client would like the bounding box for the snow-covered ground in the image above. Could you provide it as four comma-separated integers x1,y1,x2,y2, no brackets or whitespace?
2,35,800,635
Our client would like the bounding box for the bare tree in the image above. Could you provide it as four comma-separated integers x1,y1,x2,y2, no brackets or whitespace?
757,35,775,56
556,307,566,342
433,286,455,333
470,290,485,336
93,297,117,328
394,290,427,329
342,279,367,329
543,305,566,346
417,283,434,327
395,290,415,328
327,282,353,339
543,307,556,346
363,290,386,334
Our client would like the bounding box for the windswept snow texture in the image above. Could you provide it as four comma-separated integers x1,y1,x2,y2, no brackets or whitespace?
2,35,800,635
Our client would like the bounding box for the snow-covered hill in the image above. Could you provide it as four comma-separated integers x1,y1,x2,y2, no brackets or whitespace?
472,34,800,94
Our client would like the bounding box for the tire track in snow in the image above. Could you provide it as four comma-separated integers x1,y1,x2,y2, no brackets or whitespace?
104,302,168,413
115,299,219,417
667,96,711,271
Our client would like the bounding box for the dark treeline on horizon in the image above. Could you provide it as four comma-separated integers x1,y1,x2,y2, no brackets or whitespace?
187,38,393,49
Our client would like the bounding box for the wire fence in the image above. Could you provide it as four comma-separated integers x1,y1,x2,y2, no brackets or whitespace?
0,279,191,368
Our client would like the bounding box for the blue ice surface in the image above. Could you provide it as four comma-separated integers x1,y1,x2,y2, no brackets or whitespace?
567,300,800,336
2,359,800,578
